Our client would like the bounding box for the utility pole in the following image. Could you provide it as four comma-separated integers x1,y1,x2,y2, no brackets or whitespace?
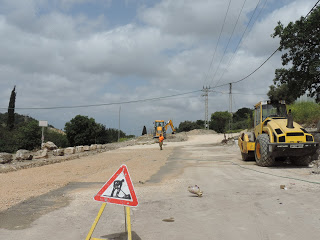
202,86,209,130
118,106,121,142
202,86,215,130
229,83,232,131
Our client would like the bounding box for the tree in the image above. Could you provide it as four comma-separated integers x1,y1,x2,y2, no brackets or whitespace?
177,121,197,132
196,120,205,128
44,129,69,148
209,111,232,133
142,126,147,135
176,120,204,132
268,6,320,103
233,107,253,122
267,85,297,104
7,86,16,130
18,120,42,150
65,115,99,146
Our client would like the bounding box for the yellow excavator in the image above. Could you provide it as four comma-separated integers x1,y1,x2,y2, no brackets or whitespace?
153,120,176,138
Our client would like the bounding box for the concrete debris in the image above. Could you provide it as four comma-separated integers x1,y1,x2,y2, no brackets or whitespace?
280,185,287,190
311,160,320,174
188,185,203,197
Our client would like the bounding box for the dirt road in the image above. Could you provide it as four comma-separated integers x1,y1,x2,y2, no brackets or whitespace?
1,133,320,239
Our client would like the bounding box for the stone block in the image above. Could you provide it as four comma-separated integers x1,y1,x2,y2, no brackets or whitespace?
76,146,84,153
42,141,57,150
15,150,33,161
34,148,48,159
90,144,97,150
83,145,90,151
53,149,65,156
65,147,75,155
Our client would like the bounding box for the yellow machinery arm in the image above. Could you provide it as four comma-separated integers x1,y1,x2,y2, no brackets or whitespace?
164,120,176,133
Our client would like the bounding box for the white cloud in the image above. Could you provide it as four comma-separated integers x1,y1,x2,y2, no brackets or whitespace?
0,0,316,135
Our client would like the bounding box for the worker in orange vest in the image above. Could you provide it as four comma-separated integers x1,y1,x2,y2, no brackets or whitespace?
159,134,164,150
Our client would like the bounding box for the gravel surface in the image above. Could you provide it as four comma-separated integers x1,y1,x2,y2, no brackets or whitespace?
0,132,221,212
0,135,176,212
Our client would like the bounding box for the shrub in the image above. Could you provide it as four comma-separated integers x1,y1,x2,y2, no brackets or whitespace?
288,102,320,125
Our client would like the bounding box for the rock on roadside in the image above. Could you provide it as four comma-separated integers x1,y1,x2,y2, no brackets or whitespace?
42,141,57,150
53,149,64,156
15,150,33,161
0,153,13,164
34,149,48,159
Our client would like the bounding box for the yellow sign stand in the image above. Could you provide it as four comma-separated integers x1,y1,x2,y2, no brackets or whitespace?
85,203,132,240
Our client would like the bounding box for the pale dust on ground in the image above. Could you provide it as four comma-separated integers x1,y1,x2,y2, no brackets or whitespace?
0,147,172,212
0,132,231,212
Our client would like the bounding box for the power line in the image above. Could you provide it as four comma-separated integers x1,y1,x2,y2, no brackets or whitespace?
1,89,202,110
202,0,232,87
214,0,320,88
210,0,248,87
215,0,268,86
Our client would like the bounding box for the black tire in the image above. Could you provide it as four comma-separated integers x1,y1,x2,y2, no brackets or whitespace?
292,156,312,166
255,134,275,167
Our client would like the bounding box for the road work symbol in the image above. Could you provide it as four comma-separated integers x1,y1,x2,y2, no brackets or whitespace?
94,164,138,206
110,179,131,199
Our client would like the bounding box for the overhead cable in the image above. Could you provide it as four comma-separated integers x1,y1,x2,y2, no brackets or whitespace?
214,0,320,88
202,0,232,87
2,90,202,110
210,0,248,87
215,0,268,86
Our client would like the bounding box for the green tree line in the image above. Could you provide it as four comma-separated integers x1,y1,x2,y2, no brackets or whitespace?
0,113,129,153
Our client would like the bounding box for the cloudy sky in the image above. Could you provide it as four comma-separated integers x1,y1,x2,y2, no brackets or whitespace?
0,0,317,135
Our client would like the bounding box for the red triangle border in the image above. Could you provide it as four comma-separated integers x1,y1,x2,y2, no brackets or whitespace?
94,164,138,207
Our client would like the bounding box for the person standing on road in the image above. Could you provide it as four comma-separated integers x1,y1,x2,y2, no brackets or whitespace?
159,134,164,150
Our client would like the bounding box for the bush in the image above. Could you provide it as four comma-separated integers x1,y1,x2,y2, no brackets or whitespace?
209,111,232,133
0,120,41,153
45,129,69,148
177,120,204,132
288,102,320,125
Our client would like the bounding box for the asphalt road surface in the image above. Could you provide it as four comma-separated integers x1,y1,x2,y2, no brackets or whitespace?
1,134,320,240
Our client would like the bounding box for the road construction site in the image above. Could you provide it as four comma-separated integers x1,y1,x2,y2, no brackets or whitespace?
1,131,320,240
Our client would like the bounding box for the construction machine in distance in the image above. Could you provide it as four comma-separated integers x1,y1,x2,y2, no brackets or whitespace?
238,100,319,167
153,120,176,138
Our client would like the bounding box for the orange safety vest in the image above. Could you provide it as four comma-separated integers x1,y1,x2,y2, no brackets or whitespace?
159,136,164,142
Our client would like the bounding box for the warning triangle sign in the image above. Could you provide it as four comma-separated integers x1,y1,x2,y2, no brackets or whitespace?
94,164,138,207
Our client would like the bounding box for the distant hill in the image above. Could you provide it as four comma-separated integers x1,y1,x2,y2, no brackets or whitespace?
0,112,56,129
0,112,38,127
